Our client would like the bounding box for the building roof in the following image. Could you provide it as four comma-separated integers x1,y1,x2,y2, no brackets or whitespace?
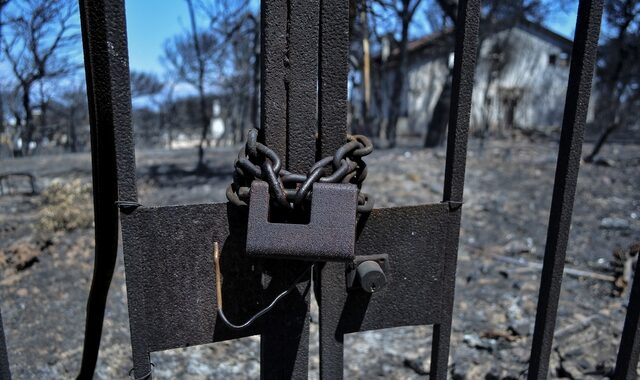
515,18,573,50
384,18,573,62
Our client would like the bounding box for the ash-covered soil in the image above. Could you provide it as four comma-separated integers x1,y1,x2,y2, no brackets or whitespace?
0,139,638,379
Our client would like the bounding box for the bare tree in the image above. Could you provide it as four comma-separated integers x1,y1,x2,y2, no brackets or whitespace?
380,0,423,147
5,87,24,156
129,70,167,147
187,0,210,169
219,17,255,145
0,0,8,40
1,0,79,155
163,0,251,168
249,13,260,134
351,0,394,137
160,83,178,149
0,0,10,138
130,71,164,98
422,0,455,147
199,0,256,142
584,0,639,163
353,0,374,134
59,83,88,152
163,0,219,169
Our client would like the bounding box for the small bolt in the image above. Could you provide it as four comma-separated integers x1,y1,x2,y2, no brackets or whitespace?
356,260,387,293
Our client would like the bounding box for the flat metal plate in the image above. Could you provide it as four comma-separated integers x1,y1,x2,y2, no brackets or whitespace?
122,202,457,352
319,203,455,332
122,203,263,352
316,203,460,378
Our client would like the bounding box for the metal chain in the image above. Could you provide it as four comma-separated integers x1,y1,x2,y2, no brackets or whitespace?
227,128,373,213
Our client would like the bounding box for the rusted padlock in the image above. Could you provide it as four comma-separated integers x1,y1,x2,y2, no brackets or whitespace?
245,180,358,261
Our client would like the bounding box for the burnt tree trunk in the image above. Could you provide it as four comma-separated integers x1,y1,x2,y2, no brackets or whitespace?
584,5,635,163
423,0,457,148
0,90,4,138
0,1,5,138
167,102,177,149
196,82,209,166
360,0,371,133
584,122,619,163
386,0,415,148
68,105,78,152
424,71,452,147
251,16,260,132
21,83,34,156
186,0,210,170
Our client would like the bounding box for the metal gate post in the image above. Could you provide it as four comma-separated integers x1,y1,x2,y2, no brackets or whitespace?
526,0,603,378
0,308,10,380
314,0,351,377
431,0,480,377
613,261,640,379
259,0,319,377
77,0,138,378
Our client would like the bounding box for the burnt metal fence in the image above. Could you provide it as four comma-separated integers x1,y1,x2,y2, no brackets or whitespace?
0,0,638,379
0,309,9,380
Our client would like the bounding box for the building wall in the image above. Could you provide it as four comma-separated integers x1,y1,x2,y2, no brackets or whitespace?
365,25,577,139
470,26,570,135
406,54,450,136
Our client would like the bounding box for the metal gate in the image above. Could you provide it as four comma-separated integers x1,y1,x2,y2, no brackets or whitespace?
1,0,638,379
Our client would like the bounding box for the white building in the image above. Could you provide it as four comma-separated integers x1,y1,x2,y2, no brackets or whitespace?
359,20,592,140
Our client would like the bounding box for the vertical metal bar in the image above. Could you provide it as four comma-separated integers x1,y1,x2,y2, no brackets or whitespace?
527,1,603,378
431,0,480,378
318,0,349,159
287,0,318,172
77,0,138,378
613,261,640,378
317,261,344,380
121,220,152,380
260,0,316,378
260,0,288,158
317,0,349,377
441,0,480,204
0,309,10,380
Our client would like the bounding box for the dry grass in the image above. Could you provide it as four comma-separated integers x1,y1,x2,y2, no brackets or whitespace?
37,179,94,232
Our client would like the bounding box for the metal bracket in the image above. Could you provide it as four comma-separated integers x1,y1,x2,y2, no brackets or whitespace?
246,180,357,261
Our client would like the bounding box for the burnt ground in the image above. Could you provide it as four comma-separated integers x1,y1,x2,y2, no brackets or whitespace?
0,139,638,379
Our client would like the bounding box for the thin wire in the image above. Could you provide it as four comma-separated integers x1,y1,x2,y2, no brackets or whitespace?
128,363,154,380
213,242,312,330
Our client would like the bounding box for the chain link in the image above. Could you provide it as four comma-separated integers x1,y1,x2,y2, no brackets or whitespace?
227,128,373,212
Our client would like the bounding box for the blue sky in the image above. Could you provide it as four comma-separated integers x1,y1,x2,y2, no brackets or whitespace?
125,1,192,76
125,1,579,76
